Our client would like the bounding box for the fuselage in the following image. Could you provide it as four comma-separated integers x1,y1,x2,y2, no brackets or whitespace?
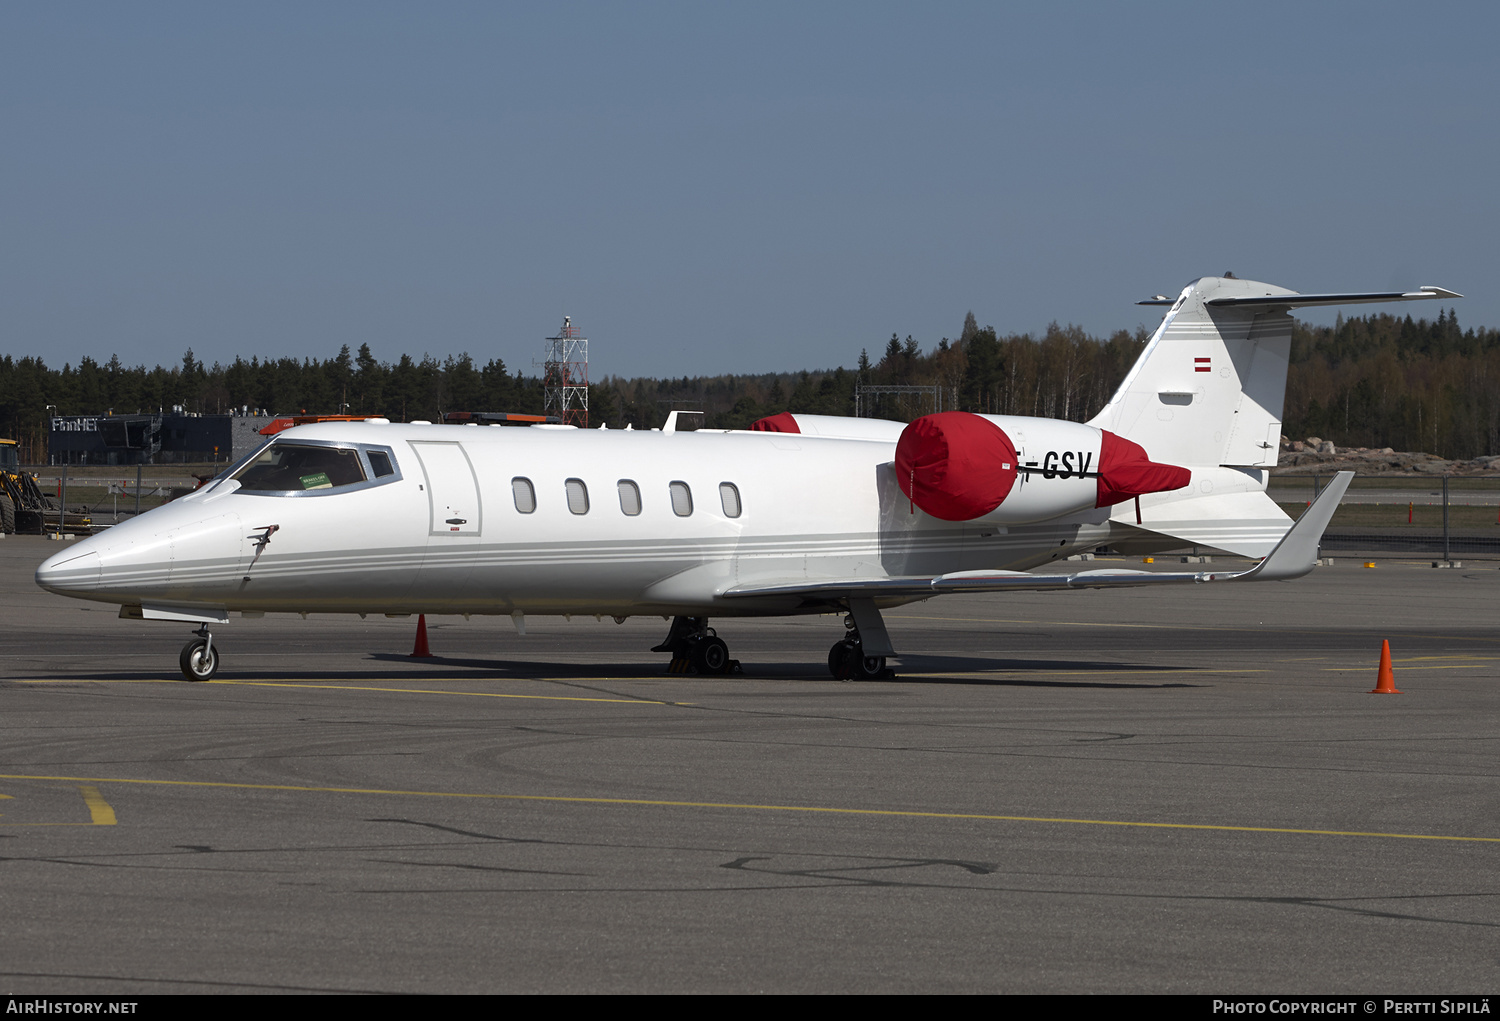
36,420,1122,619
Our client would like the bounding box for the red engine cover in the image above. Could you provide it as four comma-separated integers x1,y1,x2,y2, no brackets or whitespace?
1095,430,1192,507
750,412,800,433
895,413,1019,521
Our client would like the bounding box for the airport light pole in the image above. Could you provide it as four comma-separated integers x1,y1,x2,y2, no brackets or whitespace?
44,405,56,466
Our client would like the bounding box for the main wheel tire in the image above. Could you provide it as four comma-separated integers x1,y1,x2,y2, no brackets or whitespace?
828,639,857,678
690,635,730,675
179,638,219,681
828,640,884,679
0,495,13,535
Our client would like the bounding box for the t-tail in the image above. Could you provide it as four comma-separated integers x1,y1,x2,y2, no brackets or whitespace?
1082,276,1460,555
1089,277,1461,469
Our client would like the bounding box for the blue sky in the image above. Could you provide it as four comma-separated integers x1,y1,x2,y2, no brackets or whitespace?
2,2,1494,380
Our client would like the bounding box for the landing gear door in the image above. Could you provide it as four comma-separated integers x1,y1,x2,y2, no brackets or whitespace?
409,441,482,537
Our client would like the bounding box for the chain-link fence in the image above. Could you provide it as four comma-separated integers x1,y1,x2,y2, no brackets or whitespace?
1269,474,1500,556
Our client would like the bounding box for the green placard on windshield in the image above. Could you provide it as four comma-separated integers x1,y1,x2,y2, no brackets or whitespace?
300,472,333,490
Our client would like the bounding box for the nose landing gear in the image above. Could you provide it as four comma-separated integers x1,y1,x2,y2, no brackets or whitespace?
179,625,219,681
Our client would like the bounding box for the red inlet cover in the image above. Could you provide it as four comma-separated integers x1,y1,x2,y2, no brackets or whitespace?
1096,430,1191,507
750,412,800,433
895,413,1019,520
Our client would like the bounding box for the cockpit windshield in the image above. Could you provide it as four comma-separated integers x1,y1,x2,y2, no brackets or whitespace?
231,443,366,492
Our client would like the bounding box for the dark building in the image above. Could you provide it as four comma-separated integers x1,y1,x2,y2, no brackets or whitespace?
48,412,274,466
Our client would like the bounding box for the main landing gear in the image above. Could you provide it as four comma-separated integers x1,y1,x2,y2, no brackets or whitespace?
828,613,893,680
179,625,219,681
653,605,897,680
652,616,739,675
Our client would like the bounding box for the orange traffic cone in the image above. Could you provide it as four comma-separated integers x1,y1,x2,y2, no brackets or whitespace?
1369,639,1401,693
410,614,433,658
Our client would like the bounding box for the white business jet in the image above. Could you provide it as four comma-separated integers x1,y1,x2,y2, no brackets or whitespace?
37,277,1459,681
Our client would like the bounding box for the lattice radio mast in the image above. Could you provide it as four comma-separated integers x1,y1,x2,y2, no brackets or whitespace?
543,315,589,428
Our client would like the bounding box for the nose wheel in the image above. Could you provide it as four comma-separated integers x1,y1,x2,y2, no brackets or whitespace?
179,626,219,681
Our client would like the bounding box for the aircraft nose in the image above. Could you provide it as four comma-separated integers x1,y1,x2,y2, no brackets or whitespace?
36,546,102,595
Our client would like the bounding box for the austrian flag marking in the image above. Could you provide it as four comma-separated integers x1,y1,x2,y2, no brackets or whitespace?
1194,357,1211,372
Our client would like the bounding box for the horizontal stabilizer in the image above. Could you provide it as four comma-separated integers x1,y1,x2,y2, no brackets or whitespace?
1138,285,1461,308
1205,286,1462,309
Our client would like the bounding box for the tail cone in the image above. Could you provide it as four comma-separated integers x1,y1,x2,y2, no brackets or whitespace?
410,614,433,658
1095,430,1192,508
1369,639,1401,694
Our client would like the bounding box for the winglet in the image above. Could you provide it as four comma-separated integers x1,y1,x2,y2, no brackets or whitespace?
1236,472,1352,581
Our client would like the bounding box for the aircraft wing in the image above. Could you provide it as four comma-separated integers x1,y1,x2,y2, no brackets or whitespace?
721,472,1352,601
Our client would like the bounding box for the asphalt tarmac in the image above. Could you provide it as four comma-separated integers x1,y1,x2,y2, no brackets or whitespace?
2,535,1497,994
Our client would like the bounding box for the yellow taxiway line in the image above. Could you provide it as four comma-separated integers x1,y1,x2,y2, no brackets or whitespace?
1,773,1494,844
0,785,116,827
1323,661,1500,673
78,785,117,825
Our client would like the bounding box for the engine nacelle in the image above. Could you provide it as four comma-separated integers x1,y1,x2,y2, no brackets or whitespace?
894,412,1191,524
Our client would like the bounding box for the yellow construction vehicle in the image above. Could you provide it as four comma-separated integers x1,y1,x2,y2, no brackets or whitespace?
0,439,90,534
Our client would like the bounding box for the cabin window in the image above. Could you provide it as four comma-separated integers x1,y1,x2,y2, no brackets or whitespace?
719,482,741,518
232,443,366,492
566,478,590,515
512,477,536,513
669,481,693,517
618,480,641,516
368,450,395,478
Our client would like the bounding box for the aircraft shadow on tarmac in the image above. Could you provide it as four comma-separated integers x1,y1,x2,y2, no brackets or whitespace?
35,654,1204,688
363,652,1206,688
252,652,1199,688
870,654,1205,688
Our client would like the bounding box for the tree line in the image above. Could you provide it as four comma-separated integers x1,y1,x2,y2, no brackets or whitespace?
2,309,1494,462
1284,309,1499,459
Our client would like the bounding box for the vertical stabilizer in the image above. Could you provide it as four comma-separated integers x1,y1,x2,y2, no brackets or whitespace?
1088,277,1293,468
